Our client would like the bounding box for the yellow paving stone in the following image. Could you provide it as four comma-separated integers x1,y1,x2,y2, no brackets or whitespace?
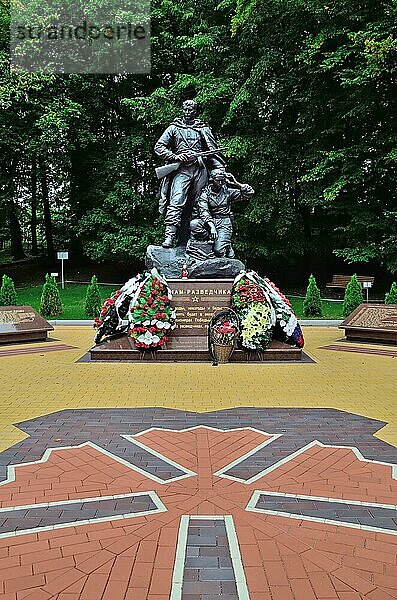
0,325,396,452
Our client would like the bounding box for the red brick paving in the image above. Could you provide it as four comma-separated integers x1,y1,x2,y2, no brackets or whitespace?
0,425,396,599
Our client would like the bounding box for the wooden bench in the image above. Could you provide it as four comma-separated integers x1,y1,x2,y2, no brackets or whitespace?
326,275,375,289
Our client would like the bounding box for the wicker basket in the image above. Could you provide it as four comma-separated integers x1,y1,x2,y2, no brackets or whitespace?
208,309,240,364
211,341,235,364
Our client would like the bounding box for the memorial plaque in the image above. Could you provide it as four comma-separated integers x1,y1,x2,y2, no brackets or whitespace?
90,279,303,362
339,303,397,343
168,278,232,337
0,306,54,344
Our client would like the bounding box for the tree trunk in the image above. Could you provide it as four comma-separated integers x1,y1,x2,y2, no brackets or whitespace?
8,199,25,260
7,157,25,260
31,156,38,255
39,158,55,261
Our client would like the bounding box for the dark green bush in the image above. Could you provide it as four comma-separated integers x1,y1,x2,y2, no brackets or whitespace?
40,274,63,317
385,282,397,305
303,274,322,317
342,274,363,317
0,274,17,306
84,275,102,318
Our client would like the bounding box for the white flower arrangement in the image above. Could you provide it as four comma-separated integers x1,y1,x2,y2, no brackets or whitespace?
241,303,273,350
137,331,161,345
232,271,304,350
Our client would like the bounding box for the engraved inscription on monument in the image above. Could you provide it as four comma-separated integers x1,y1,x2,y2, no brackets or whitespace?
0,306,54,343
169,279,232,336
347,306,397,329
340,303,397,343
0,309,36,328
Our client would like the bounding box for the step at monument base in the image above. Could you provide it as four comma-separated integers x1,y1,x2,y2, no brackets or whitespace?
90,334,302,362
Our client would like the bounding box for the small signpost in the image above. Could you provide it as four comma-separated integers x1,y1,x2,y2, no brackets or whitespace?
363,280,373,303
57,252,68,289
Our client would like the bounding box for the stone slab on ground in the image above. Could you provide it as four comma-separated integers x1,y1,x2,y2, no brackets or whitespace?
340,303,397,343
0,305,53,344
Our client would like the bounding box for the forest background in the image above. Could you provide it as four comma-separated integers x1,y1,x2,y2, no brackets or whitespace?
0,0,396,290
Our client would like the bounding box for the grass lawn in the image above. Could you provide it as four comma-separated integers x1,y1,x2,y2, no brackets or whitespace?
14,284,345,320
289,296,343,320
16,284,118,320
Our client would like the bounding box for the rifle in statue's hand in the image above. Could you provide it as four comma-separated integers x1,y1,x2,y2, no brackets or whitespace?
155,147,228,180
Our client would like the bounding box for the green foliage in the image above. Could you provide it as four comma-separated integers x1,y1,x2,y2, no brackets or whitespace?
342,274,364,317
14,283,345,320
40,274,63,317
0,274,17,306
303,274,322,317
84,276,102,318
385,281,397,305
225,0,397,272
16,283,115,320
1,0,396,275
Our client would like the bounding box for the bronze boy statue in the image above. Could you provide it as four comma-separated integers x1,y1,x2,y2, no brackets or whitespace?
189,169,254,259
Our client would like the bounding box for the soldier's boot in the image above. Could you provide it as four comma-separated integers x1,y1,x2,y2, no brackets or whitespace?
162,225,177,248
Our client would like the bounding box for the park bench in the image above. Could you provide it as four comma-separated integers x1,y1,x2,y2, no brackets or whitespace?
326,275,375,289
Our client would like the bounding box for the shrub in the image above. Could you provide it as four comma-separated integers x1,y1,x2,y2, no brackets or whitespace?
342,274,363,317
385,282,397,305
40,274,63,317
85,275,102,318
0,274,17,306
303,274,322,317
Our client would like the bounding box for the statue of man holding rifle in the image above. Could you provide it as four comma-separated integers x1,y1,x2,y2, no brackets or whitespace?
154,99,227,248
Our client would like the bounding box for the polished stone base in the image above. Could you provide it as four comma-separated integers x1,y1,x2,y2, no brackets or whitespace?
145,244,245,279
90,334,303,362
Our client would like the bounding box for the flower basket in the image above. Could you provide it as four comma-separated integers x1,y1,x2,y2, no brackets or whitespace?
208,309,240,364
212,341,234,364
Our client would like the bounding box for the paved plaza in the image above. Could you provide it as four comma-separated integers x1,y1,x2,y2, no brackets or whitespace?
0,326,396,599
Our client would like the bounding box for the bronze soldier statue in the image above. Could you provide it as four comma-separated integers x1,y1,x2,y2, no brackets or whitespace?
154,100,226,248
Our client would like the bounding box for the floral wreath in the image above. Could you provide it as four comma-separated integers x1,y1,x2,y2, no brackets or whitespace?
129,271,176,349
94,269,176,350
94,289,123,331
231,276,276,351
232,271,304,350
94,269,302,352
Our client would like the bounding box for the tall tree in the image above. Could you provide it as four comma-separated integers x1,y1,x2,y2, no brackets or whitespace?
0,0,395,277
4,156,25,260
31,157,38,255
39,158,55,261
